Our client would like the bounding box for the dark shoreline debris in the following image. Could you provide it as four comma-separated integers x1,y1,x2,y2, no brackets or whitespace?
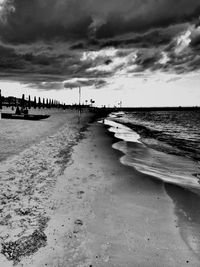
74,219,83,226
1,229,47,264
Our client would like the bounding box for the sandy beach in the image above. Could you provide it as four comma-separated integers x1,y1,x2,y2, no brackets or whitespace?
0,111,199,266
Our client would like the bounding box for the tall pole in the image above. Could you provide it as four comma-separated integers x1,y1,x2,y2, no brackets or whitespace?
79,86,81,106
0,89,2,110
79,86,81,113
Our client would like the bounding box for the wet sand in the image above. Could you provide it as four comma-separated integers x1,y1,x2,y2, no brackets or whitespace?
12,121,200,266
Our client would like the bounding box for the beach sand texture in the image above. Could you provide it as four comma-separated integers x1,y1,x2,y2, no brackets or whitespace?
0,111,199,266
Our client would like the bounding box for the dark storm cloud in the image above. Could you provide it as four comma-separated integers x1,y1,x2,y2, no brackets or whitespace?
190,26,200,50
0,0,200,44
0,0,92,43
100,24,189,49
70,23,189,53
190,35,200,49
0,44,21,69
135,51,160,69
0,0,199,86
0,41,96,79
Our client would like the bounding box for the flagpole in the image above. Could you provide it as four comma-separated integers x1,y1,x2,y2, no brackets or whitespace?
0,89,2,110
79,86,81,113
79,86,81,106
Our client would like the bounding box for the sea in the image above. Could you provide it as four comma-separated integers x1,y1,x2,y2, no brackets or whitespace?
103,110,200,190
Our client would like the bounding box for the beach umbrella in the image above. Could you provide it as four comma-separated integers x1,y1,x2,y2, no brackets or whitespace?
90,99,95,107
21,94,25,108
51,99,54,108
28,95,31,109
46,98,49,108
38,97,41,109
34,96,37,109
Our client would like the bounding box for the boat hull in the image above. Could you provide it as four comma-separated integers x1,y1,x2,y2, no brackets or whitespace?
1,113,50,120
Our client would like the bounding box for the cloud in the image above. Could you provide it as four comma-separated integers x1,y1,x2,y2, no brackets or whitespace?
29,81,65,90
70,23,189,51
190,26,200,49
0,0,199,87
0,0,15,23
159,52,170,65
64,78,107,89
99,29,173,49
81,48,118,61
0,0,200,44
27,77,107,91
94,79,107,89
175,30,192,54
166,76,182,83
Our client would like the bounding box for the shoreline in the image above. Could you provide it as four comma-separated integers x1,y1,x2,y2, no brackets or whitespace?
104,119,200,261
18,120,199,266
0,112,199,266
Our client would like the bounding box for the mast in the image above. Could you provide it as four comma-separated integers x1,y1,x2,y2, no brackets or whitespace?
79,86,81,113
79,86,81,106
0,89,2,110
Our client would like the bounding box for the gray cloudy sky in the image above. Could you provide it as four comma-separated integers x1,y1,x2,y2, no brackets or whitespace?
0,0,200,106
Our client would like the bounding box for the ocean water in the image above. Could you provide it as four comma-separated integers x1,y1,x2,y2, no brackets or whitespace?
103,110,200,190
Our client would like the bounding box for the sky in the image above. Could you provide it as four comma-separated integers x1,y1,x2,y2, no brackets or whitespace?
0,0,200,107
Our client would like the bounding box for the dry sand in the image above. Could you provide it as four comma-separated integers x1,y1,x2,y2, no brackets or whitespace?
0,116,199,266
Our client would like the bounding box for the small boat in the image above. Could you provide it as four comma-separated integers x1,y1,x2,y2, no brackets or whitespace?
1,113,50,120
